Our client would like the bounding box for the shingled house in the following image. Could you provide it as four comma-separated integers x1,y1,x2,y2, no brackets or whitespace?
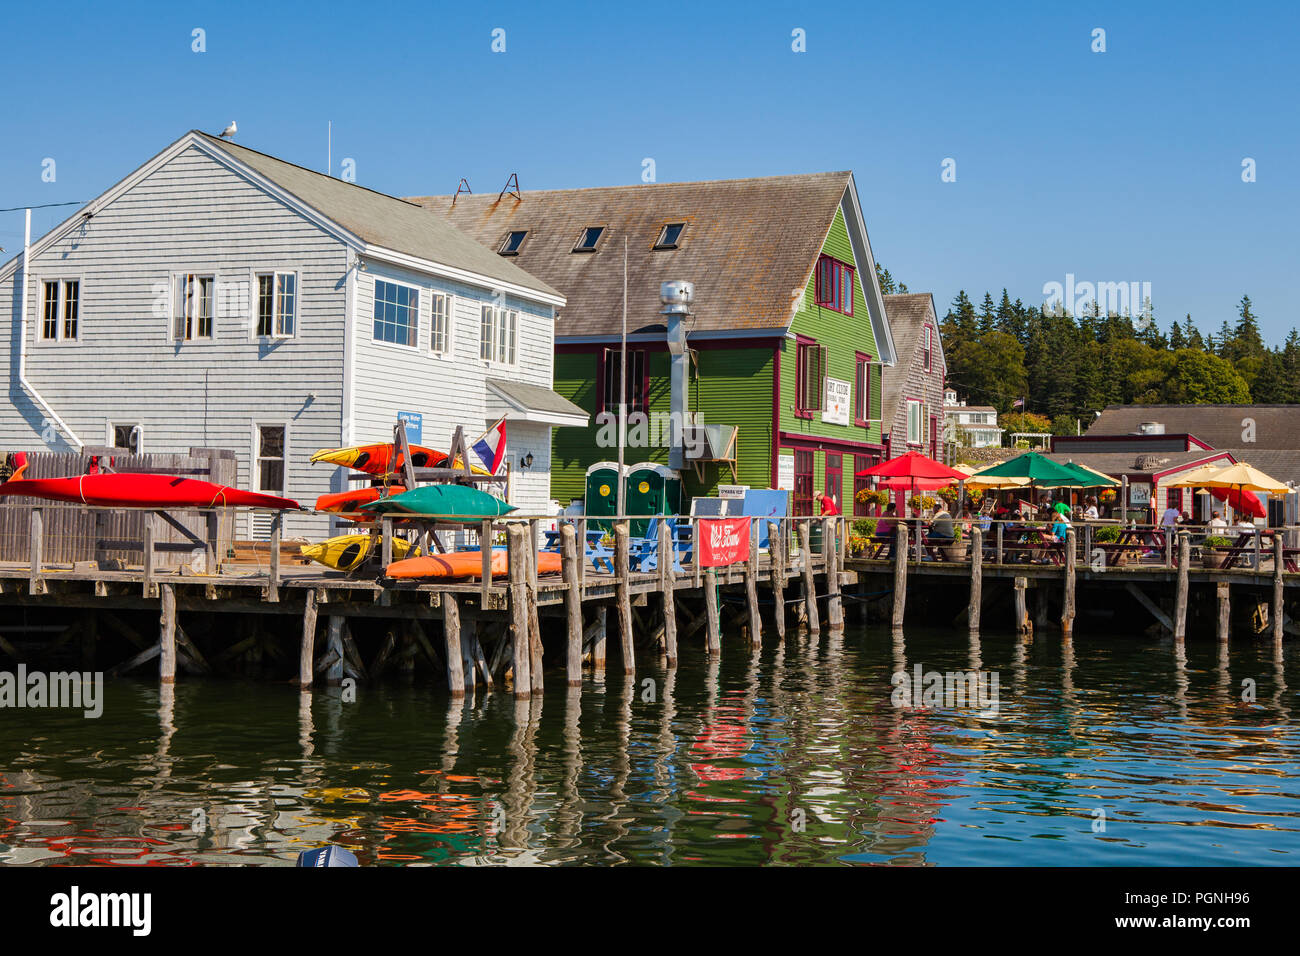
880,293,947,462
410,173,898,516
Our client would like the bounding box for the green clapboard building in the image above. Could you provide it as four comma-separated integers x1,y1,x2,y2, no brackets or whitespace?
411,172,898,516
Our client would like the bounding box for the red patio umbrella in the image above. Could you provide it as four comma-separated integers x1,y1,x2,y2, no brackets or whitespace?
856,451,969,512
1211,486,1266,519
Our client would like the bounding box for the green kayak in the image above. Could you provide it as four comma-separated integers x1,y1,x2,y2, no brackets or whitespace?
358,484,516,521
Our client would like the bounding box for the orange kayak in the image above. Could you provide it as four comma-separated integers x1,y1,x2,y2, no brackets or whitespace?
311,444,489,477
386,550,562,580
315,486,405,520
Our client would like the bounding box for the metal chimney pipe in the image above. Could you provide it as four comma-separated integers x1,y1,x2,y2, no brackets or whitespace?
660,282,694,470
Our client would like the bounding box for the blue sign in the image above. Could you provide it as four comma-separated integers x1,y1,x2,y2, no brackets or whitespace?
397,411,422,445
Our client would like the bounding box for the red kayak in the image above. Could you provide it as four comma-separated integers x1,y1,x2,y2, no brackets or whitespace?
0,454,300,510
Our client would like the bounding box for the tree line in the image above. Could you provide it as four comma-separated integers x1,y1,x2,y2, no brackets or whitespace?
875,266,1300,437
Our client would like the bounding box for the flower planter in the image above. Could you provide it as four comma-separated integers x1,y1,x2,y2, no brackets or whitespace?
941,543,968,562
1202,548,1224,569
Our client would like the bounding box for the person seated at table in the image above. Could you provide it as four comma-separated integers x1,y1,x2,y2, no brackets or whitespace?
873,504,899,556
1082,496,1100,520
1208,511,1228,531
928,504,956,543
1235,516,1258,534
1050,510,1071,542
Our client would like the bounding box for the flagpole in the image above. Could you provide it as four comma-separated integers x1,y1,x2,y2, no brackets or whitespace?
617,237,628,518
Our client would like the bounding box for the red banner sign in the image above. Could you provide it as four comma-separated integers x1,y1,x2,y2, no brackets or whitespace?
698,517,751,567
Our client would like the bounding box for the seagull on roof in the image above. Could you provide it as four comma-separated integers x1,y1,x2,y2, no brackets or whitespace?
219,121,237,140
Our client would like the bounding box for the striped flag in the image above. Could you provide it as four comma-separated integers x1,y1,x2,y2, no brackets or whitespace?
471,417,508,475
1011,398,1024,409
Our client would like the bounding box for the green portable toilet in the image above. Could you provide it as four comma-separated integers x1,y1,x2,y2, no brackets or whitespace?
625,462,683,538
584,461,625,532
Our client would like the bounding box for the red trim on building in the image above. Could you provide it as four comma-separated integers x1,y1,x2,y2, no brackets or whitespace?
771,341,781,489
778,432,886,455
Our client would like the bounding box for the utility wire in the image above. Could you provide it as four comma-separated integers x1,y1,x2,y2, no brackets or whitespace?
0,201,86,213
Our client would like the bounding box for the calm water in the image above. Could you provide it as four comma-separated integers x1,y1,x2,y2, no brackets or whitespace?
1,626,1298,866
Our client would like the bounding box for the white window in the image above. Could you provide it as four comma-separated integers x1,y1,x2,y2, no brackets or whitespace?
39,279,80,341
174,274,215,340
906,400,923,444
256,425,286,494
373,278,419,347
480,304,518,364
256,272,297,337
430,293,450,354
109,423,142,454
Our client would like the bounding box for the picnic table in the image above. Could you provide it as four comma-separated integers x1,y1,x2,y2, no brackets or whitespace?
999,526,1066,565
1215,529,1277,571
1101,527,1168,567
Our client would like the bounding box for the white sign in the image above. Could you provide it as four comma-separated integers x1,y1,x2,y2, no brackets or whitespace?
1129,482,1151,505
777,455,795,492
718,484,749,500
822,377,851,426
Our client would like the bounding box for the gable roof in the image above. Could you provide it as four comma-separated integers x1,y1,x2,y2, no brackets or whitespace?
1089,404,1300,450
196,133,561,301
881,293,944,423
1,131,562,305
407,172,896,360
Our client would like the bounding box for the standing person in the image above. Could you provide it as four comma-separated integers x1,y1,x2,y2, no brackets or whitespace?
1160,501,1181,530
814,491,839,516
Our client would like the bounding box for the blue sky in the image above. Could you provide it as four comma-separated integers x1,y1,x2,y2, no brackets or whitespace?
3,0,1296,343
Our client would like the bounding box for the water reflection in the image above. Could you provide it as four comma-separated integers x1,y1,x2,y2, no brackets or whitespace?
0,627,1296,866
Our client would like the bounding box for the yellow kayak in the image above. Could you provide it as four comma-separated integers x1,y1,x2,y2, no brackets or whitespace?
300,534,419,572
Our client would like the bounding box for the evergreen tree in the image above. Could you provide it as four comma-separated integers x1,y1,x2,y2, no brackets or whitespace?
978,292,996,336
1185,314,1206,351
1168,320,1186,350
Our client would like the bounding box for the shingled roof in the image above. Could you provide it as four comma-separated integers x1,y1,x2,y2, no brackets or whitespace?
407,172,892,353
1089,404,1300,450
197,132,561,301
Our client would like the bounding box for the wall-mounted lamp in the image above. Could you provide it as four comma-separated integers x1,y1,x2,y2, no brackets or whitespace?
520,452,534,470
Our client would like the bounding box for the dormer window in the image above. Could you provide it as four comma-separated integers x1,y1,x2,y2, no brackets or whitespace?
573,226,604,252
499,230,527,256
654,223,685,249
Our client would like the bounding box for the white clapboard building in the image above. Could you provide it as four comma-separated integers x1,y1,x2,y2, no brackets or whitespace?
0,131,585,538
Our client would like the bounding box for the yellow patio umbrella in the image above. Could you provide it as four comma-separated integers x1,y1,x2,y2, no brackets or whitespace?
1191,462,1290,498
1164,461,1234,489
964,466,1030,490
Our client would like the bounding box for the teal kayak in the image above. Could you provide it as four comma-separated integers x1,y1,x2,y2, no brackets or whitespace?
358,484,516,521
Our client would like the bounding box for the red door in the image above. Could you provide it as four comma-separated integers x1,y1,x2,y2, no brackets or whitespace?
793,449,814,516
929,415,938,459
825,453,842,512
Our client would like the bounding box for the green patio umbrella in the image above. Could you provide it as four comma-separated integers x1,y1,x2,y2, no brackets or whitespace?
1044,460,1119,489
970,452,1090,511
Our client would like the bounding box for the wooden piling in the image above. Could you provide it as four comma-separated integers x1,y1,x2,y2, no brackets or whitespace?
798,521,820,636
704,569,722,655
1061,528,1076,638
267,512,281,603
1174,533,1190,641
1274,535,1284,645
745,522,762,647
659,520,679,667
28,508,43,596
614,521,634,674
142,514,156,598
443,594,465,696
1014,576,1031,636
968,526,983,636
298,588,318,687
506,524,531,698
824,517,843,632
527,544,544,696
1217,582,1231,643
159,584,177,684
891,523,907,636
326,615,344,685
768,520,787,640
561,524,583,686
